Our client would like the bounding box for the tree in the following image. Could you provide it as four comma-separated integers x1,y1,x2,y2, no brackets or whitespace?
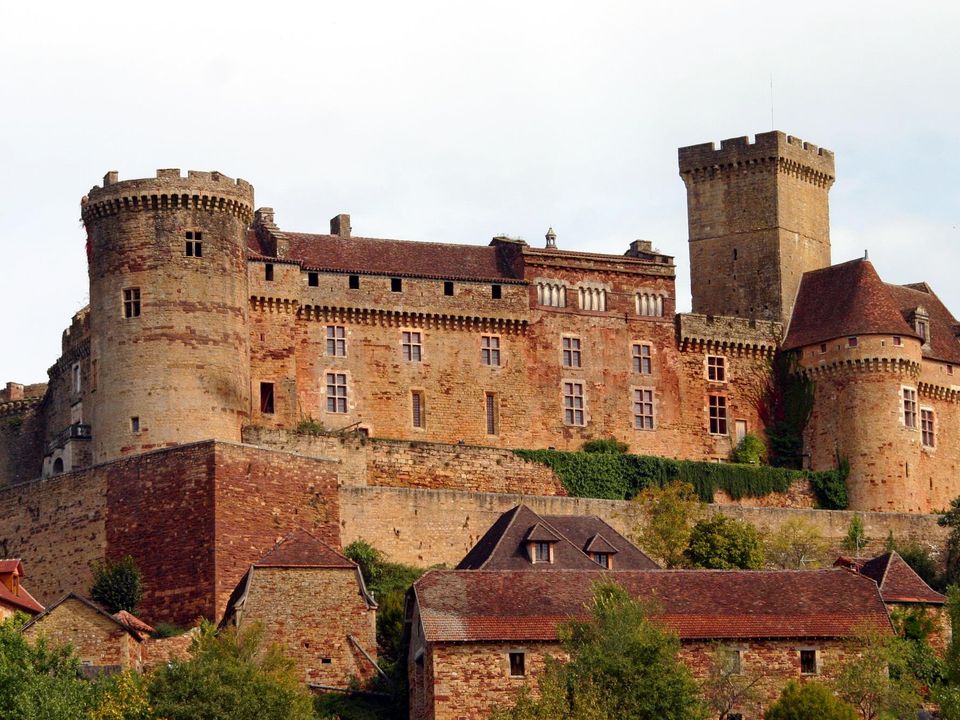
493,582,706,720
700,645,766,720
940,497,960,588
627,481,703,568
730,433,766,465
832,628,922,720
684,515,764,570
765,517,828,569
764,681,857,720
841,515,869,558
148,621,315,720
90,555,143,613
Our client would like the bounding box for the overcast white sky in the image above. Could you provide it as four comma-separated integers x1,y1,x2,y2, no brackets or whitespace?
2,1,958,384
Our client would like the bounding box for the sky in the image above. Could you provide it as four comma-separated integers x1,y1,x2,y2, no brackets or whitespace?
1,1,958,384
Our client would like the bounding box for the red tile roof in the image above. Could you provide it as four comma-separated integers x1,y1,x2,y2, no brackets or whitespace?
884,283,960,365
784,259,919,350
836,552,946,605
0,559,25,575
21,593,149,640
248,231,523,283
456,505,658,571
0,559,42,615
254,528,358,569
414,569,892,643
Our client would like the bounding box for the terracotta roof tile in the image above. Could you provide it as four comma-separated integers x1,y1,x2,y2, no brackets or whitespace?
784,259,919,350
414,569,892,643
255,528,357,569
0,581,43,615
0,559,25,575
884,283,960,365
853,552,945,605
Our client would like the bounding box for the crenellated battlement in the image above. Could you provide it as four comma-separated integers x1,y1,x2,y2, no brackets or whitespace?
81,169,254,223
679,130,835,185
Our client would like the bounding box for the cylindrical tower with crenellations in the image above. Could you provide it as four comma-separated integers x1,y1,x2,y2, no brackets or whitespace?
81,169,254,463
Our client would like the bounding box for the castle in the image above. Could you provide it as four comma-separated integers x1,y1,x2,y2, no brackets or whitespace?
0,129,957,622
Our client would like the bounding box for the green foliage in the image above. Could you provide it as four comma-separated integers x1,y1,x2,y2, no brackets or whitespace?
628,481,703,568
903,637,946,689
729,432,766,465
935,684,960,720
314,692,395,720
890,605,938,642
764,516,829,569
699,645,766,720
148,622,315,720
764,680,857,720
296,418,325,435
841,514,869,557
683,515,764,569
940,498,960,589
0,613,94,720
90,555,143,614
757,351,816,469
152,623,188,639
807,458,850,510
945,585,960,684
581,438,628,454
833,629,922,720
494,582,706,720
89,671,151,720
4,416,24,432
344,540,386,588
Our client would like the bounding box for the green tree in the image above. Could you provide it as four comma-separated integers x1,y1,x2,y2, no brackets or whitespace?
627,481,703,568
493,582,706,720
833,628,922,720
940,498,960,588
699,645,766,720
343,540,385,588
765,517,828,569
90,671,151,720
90,555,143,613
147,621,315,720
764,681,857,720
841,515,869,558
730,433,766,465
683,515,764,570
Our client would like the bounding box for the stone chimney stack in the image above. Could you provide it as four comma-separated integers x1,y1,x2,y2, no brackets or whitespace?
545,227,557,249
331,214,351,238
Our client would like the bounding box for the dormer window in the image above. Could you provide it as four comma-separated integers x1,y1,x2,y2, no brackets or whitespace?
911,306,930,345
593,552,611,569
534,542,552,563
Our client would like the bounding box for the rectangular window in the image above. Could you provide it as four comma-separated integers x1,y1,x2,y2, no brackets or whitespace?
123,287,141,318
260,382,275,414
593,553,610,569
391,277,402,292
492,284,502,299
921,408,935,448
633,389,655,430
326,373,348,413
632,343,652,374
348,274,360,290
563,382,585,426
443,281,454,296
485,393,498,436
402,331,422,362
726,649,742,675
917,320,929,342
411,391,425,429
72,363,81,394
707,355,726,382
800,649,818,675
130,416,140,433
326,326,346,356
847,336,859,348
509,652,525,677
308,272,319,287
481,336,501,366
893,335,902,347
185,231,203,257
562,337,582,368
265,263,274,281
819,343,827,354
535,543,551,563
708,395,728,435
903,387,918,429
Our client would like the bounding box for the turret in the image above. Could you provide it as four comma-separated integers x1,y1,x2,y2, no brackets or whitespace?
81,170,254,463
679,131,835,324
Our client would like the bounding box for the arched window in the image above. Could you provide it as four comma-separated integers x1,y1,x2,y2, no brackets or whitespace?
537,281,568,308
52,458,64,475
635,292,665,317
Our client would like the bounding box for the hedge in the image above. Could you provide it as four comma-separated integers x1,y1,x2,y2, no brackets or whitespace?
513,449,848,510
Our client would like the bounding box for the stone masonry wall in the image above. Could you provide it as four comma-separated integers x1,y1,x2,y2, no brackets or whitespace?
340,485,947,568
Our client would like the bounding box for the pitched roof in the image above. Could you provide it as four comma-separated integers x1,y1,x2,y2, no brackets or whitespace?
0,559,43,615
21,593,151,640
248,231,523,283
0,559,24,575
836,552,946,605
455,505,658,571
784,259,920,350
884,282,960,365
254,528,358,569
413,569,892,643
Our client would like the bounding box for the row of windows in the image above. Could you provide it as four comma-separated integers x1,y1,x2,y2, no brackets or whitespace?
535,281,667,316
300,268,504,298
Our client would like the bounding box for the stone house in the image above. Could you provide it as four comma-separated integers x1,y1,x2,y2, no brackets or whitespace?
21,593,153,676
456,504,658,570
406,569,892,720
220,528,379,689
0,559,43,619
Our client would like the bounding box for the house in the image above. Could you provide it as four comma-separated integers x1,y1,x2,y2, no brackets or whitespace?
20,593,153,676
456,504,658,570
406,569,892,720
220,528,379,689
0,559,43,619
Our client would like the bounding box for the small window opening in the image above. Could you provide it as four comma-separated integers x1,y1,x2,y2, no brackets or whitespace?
732,248,738,260
444,281,454,296
509,652,525,677
321,658,332,665
185,231,203,257
411,391,425,429
391,277,402,292
130,416,140,433
349,275,360,290
52,458,64,475
847,336,858,348
819,343,827,354
800,649,818,675
593,552,610,568
308,272,319,287
265,263,274,281
534,542,551,563
123,287,141,318
492,284,502,299
893,336,902,347
485,392,498,436
260,382,275,414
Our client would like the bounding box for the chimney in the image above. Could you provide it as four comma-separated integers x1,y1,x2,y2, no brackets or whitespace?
545,227,557,249
626,239,654,256
255,207,276,226
103,171,119,187
331,214,351,238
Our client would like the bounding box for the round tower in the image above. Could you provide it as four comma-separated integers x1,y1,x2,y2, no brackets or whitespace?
81,169,254,463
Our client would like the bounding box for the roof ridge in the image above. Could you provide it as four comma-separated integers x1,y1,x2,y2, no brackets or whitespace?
478,505,525,570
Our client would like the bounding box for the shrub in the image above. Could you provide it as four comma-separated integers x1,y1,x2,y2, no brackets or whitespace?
808,458,849,510
764,680,856,720
684,515,764,570
295,418,325,435
729,433,766,465
343,540,385,588
581,438,628,454
90,556,142,614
